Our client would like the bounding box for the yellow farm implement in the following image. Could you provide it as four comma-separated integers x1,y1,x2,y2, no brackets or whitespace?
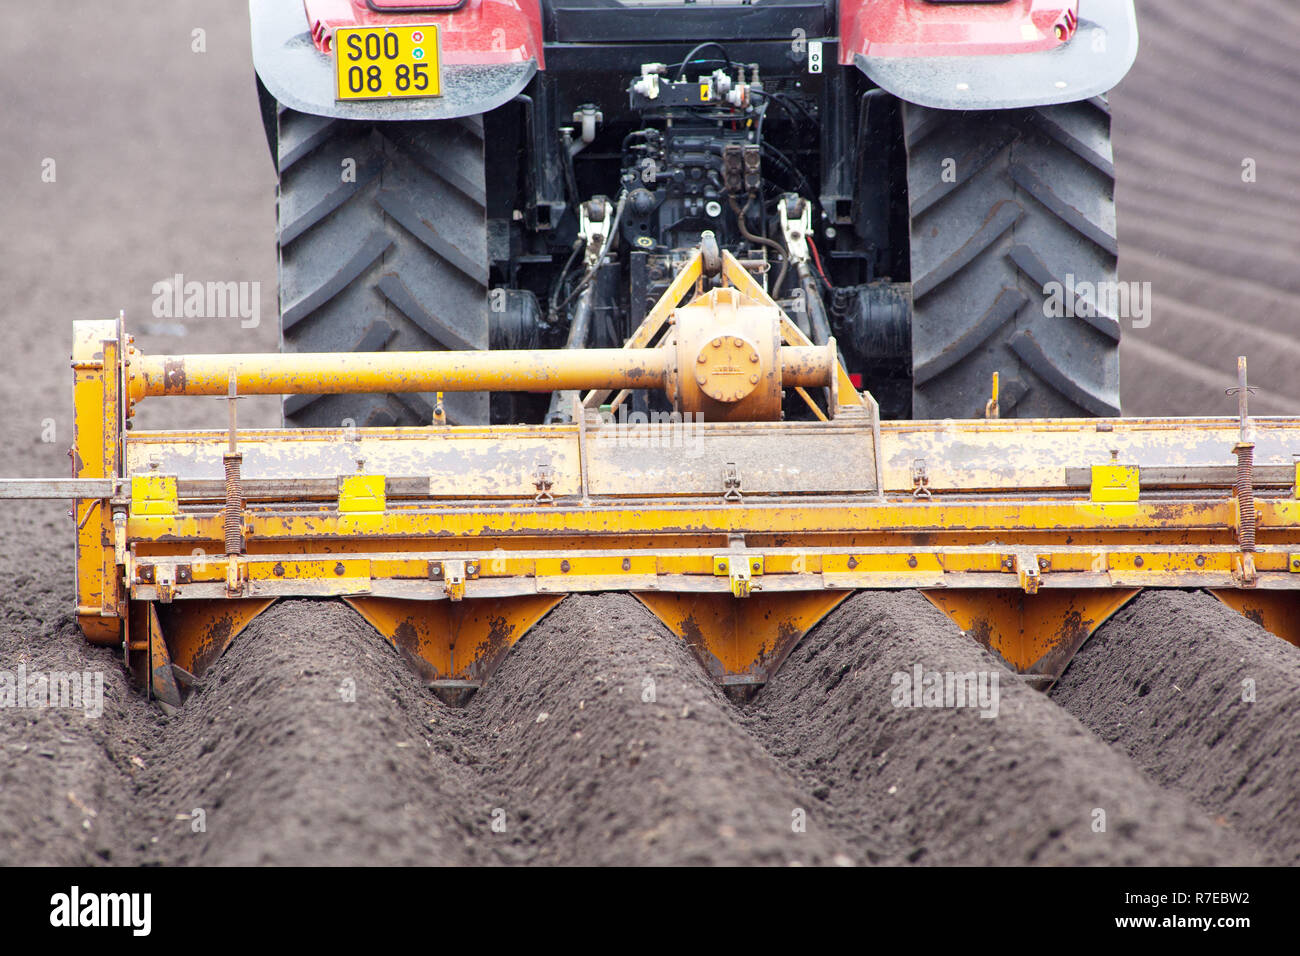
7,246,1298,706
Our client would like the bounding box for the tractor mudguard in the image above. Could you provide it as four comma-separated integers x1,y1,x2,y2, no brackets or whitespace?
841,0,1138,110
250,0,542,120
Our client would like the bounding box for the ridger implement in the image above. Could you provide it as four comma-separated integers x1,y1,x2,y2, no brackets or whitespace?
5,245,1297,707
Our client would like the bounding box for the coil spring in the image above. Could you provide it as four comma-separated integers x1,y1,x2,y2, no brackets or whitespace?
223,453,243,555
1235,444,1255,552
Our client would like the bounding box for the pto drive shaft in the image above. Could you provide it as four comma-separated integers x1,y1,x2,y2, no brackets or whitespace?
130,343,835,416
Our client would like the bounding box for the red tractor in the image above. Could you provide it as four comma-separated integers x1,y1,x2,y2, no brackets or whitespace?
251,0,1137,426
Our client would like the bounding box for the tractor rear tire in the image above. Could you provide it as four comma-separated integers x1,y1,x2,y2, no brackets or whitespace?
904,98,1121,419
274,105,489,427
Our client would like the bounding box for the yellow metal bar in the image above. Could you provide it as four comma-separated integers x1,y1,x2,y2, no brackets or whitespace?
132,348,672,402
127,499,1250,542
985,371,999,419
123,543,1300,592
73,319,123,645
129,343,831,404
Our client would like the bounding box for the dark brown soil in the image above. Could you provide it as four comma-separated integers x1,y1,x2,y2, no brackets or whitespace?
746,591,1258,865
126,600,503,866
1113,0,1300,415
0,0,1297,868
467,594,859,865
0,559,149,866
1053,590,1300,865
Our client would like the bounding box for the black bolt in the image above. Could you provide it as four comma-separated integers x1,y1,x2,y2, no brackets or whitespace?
560,560,571,573
334,562,346,575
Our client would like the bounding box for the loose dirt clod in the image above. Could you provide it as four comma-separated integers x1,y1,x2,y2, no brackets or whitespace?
469,594,862,865
1053,589,1300,864
748,591,1259,865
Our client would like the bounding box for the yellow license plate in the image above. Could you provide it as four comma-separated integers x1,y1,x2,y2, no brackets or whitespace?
335,25,441,101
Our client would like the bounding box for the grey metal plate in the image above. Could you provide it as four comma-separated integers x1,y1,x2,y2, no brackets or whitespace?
585,423,877,495
0,479,118,499
128,428,583,498
124,420,880,499
856,0,1138,110
881,417,1300,492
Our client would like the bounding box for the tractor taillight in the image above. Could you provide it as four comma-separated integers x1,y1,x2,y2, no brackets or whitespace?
1054,10,1079,42
312,19,332,53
